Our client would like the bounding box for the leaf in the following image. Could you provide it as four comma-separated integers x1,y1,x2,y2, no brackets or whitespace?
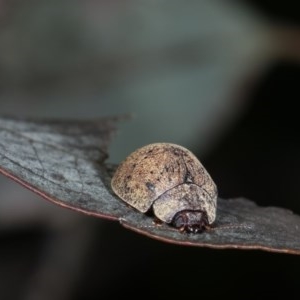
0,115,131,220
121,197,300,255
1,116,300,255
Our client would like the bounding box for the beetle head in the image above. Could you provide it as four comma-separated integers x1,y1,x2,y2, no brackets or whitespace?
172,210,209,233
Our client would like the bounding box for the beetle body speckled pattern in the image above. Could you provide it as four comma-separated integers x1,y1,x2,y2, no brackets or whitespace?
111,143,217,233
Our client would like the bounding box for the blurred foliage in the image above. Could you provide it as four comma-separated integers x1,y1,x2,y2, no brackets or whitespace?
0,0,273,162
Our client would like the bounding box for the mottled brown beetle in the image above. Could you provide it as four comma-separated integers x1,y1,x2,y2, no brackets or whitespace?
111,143,217,233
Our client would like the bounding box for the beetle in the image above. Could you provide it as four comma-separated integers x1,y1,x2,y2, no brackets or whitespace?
111,143,217,233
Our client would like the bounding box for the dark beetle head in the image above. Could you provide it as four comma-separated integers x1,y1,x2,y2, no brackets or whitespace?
171,210,209,233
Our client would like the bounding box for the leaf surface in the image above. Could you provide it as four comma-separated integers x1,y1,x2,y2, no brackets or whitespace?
1,116,299,255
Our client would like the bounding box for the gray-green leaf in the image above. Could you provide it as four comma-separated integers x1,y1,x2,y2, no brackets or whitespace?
0,116,299,255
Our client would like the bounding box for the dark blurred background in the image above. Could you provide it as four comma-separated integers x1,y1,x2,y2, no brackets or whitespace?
0,0,299,299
